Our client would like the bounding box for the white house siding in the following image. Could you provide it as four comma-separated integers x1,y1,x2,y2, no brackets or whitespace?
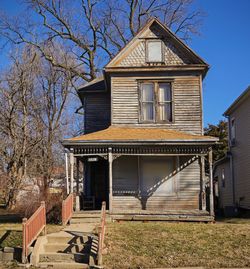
230,94,250,209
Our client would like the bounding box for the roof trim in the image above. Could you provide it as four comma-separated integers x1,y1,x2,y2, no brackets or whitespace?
105,17,209,69
224,86,250,116
77,76,105,92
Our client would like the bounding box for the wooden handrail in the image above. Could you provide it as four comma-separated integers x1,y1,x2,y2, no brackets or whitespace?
97,201,106,266
22,201,46,263
62,193,74,226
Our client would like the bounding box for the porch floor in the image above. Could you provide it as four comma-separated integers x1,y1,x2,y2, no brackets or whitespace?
76,209,213,222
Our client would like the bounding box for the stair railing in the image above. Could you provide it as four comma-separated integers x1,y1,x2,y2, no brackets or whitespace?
97,201,106,266
62,193,74,226
22,201,46,263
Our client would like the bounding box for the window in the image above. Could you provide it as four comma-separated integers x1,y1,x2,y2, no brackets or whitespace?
221,168,225,188
146,40,163,62
140,82,173,123
231,118,236,145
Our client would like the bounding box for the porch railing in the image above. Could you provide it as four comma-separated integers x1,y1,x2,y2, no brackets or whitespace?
22,201,46,263
62,193,74,226
97,201,106,266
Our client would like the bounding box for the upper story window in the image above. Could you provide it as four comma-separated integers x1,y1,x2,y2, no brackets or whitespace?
146,40,163,63
140,82,173,123
230,118,236,146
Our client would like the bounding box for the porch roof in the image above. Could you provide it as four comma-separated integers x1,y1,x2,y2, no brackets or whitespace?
63,126,218,146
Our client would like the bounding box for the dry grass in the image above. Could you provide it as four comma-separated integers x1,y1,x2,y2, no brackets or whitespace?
0,223,62,248
104,221,250,268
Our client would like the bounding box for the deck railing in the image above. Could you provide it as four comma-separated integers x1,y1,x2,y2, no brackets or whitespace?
62,193,74,226
22,201,46,263
97,201,106,266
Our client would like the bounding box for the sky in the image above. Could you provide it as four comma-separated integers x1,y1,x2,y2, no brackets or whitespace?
0,0,250,127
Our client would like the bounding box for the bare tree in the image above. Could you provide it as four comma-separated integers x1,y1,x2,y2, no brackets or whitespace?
0,0,204,83
0,47,41,208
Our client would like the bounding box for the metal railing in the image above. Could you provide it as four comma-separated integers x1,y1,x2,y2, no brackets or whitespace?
62,193,74,226
97,201,106,266
22,201,46,263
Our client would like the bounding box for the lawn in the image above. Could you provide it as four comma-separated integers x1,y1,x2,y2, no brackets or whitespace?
104,220,250,268
0,223,62,248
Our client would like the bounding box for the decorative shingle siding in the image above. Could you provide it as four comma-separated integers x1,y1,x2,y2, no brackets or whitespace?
118,25,192,67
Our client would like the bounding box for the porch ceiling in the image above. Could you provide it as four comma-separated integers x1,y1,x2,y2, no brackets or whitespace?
63,126,218,146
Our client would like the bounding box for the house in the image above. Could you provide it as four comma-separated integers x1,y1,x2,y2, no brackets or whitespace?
214,86,250,216
63,18,218,221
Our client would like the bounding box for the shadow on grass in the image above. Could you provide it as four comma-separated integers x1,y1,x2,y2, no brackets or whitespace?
0,230,22,248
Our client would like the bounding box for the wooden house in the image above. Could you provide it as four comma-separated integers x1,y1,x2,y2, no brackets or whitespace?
214,86,250,216
63,18,218,221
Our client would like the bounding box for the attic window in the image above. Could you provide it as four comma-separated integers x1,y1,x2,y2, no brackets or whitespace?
146,40,163,63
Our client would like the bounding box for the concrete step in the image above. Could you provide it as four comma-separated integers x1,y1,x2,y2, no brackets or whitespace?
46,233,90,244
39,252,89,263
44,243,91,254
70,217,101,224
37,262,89,268
73,212,101,218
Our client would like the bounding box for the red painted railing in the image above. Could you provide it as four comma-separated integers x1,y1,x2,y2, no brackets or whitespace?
22,201,46,263
62,193,74,226
97,201,106,266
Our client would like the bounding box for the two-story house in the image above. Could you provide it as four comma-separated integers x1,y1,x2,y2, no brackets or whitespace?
63,18,218,221
214,86,250,216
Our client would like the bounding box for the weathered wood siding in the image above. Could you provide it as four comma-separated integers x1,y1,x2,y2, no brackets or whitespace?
230,94,250,209
111,72,202,134
84,92,111,134
112,156,200,211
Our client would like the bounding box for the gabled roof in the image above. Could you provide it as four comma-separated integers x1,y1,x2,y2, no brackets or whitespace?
63,126,218,146
105,17,208,69
224,86,250,116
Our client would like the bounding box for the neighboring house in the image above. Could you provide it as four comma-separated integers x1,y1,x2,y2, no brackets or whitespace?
63,18,218,221
214,86,250,215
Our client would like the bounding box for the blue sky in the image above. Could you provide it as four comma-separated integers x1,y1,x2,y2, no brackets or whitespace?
0,0,250,127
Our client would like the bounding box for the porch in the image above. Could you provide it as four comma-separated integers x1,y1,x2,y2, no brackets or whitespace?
62,127,218,221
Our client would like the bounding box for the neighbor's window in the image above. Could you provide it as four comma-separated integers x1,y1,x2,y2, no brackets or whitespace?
231,118,236,144
222,168,225,188
146,40,163,62
140,82,173,123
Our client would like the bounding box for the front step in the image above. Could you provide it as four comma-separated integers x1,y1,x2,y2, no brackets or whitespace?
37,262,89,268
39,252,89,263
44,243,91,253
46,233,90,244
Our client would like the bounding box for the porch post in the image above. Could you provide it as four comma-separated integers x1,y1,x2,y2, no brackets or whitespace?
69,151,74,194
75,158,80,211
208,149,214,216
199,156,206,211
108,147,113,213
65,152,69,195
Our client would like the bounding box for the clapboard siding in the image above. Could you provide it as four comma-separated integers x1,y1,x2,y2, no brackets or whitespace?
111,72,202,134
84,92,111,134
112,156,200,211
230,94,250,209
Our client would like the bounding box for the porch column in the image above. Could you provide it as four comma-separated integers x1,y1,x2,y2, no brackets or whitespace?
199,156,206,211
65,152,69,195
69,151,74,194
108,148,113,213
75,158,80,211
208,149,214,216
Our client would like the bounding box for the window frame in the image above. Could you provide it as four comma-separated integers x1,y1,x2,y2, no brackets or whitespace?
139,80,174,124
145,39,164,63
230,117,236,146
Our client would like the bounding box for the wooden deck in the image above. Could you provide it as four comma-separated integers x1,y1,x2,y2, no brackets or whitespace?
111,209,213,222
77,209,214,222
